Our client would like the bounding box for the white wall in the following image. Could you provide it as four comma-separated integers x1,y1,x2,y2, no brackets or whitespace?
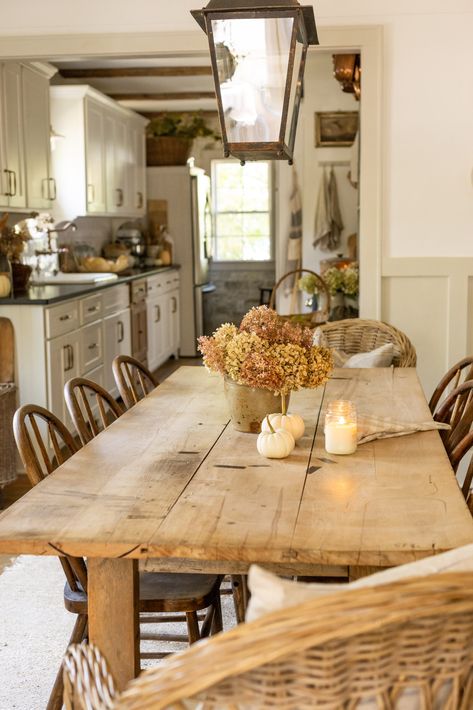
2,0,473,394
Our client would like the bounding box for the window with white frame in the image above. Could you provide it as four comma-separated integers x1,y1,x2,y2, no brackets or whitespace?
211,160,273,261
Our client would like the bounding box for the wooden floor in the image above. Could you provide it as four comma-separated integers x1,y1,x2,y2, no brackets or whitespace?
0,356,202,512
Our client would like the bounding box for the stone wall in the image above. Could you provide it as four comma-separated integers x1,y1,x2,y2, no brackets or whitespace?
204,262,275,335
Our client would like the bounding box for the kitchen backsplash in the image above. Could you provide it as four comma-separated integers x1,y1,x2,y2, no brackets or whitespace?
5,212,145,256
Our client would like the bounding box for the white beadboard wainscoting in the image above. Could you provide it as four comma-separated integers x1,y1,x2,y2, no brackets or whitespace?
381,257,473,398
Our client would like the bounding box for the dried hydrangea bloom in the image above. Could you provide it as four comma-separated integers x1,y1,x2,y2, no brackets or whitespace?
197,335,226,374
197,304,333,395
239,351,285,393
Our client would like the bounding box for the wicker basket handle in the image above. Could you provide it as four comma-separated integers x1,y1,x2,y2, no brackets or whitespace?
269,269,331,320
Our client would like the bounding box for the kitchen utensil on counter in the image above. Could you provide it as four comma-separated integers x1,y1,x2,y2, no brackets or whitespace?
115,223,146,264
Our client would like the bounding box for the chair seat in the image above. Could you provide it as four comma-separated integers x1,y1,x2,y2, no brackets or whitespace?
64,573,221,614
139,573,222,612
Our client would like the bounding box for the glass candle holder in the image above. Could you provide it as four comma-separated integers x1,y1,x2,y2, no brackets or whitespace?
324,400,358,455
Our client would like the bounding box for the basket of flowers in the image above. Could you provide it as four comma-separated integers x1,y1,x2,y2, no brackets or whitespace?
198,306,333,433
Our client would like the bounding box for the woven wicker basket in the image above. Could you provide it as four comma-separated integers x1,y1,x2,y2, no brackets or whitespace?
146,137,192,166
320,318,417,367
0,383,17,487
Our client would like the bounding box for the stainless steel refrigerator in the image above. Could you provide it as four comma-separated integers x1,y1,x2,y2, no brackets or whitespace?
147,165,213,356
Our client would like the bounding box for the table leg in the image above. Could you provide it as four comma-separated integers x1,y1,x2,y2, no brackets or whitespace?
87,558,139,690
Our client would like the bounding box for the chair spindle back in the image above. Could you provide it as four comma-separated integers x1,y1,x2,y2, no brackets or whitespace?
64,377,123,445
112,355,158,409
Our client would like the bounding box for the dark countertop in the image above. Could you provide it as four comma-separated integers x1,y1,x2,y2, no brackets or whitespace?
0,265,180,306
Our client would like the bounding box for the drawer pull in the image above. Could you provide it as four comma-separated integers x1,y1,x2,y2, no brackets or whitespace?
155,305,161,323
87,305,100,313
117,320,124,343
88,343,98,350
171,296,177,314
59,314,71,322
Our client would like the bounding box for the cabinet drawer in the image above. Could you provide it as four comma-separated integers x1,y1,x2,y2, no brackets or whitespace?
80,321,103,374
131,278,147,304
45,300,80,339
103,283,129,315
147,270,179,296
80,293,103,325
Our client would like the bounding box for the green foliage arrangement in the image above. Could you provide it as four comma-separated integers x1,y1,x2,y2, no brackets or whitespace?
146,113,220,141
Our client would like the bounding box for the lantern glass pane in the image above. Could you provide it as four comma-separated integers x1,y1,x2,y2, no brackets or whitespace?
284,38,304,148
211,16,294,143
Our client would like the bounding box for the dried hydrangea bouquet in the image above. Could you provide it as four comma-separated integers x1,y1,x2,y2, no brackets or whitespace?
198,306,333,433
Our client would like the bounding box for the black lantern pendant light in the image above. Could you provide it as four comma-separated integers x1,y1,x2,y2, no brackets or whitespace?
191,0,318,164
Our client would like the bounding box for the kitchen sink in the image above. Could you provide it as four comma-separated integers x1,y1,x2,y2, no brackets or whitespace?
31,272,119,285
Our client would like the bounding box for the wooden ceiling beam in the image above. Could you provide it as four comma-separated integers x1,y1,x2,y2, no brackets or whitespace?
59,66,212,78
110,92,216,101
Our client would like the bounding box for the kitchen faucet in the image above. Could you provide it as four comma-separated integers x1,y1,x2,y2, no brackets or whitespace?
34,221,78,274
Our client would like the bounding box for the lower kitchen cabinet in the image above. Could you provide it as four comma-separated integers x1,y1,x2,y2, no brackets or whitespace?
0,269,180,430
46,329,81,428
146,271,180,371
103,308,131,398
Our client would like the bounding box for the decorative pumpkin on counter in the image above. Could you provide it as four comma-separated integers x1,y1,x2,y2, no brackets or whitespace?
257,416,295,459
261,412,305,442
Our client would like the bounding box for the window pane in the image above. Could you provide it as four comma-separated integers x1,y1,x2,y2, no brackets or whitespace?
218,237,244,261
242,213,270,237
212,159,272,262
242,237,271,260
216,213,244,237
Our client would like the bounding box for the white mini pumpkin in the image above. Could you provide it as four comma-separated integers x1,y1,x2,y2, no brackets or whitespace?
261,412,305,442
257,417,295,459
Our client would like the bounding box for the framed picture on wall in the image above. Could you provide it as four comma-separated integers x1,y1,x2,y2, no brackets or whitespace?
315,111,359,147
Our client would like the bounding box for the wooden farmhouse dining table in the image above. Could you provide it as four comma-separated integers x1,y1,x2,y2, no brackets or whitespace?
0,366,472,689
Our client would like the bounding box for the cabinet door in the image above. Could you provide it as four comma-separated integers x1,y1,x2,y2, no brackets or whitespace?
46,330,80,427
22,65,52,209
80,321,103,374
103,308,131,397
105,112,129,214
169,289,180,355
146,295,164,372
129,124,146,215
131,301,148,365
1,63,26,208
84,98,106,213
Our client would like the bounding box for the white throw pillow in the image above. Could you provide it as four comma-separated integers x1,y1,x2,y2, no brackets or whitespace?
245,547,473,709
246,542,473,622
313,328,394,368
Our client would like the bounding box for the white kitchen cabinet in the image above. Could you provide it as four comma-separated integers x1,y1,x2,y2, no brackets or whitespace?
0,63,26,209
80,320,103,374
50,85,148,221
104,110,129,214
128,123,146,215
168,289,180,356
103,308,131,398
146,270,180,370
0,62,56,211
147,293,166,372
85,97,107,213
46,329,81,428
22,64,53,209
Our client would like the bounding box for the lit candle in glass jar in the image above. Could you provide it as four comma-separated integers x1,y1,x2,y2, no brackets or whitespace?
324,400,358,455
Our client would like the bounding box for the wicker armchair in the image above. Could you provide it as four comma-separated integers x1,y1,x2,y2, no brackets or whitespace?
320,318,417,367
64,571,473,709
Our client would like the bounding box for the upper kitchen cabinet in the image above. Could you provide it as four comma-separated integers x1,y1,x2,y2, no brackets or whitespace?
0,62,56,211
50,86,148,220
22,64,57,209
